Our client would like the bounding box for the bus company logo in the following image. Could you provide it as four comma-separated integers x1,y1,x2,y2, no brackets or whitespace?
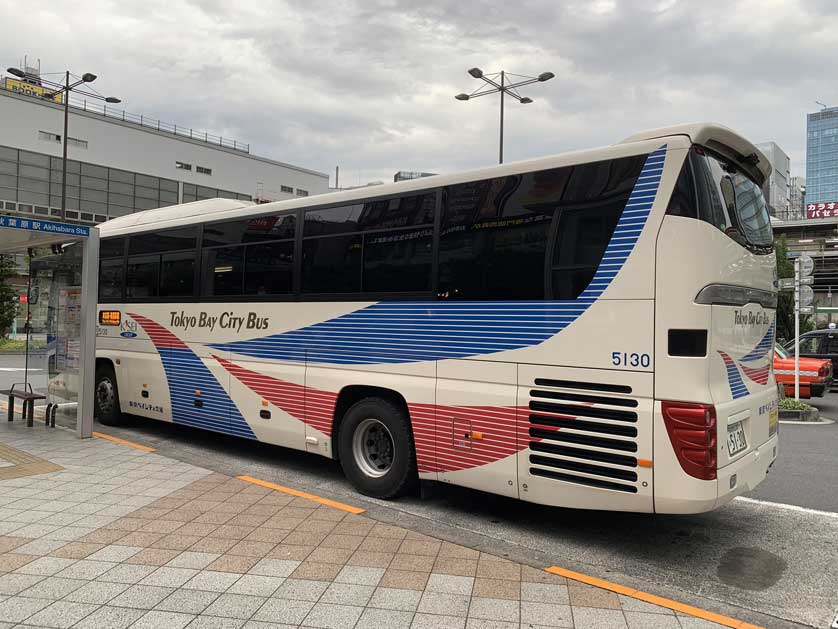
733,310,771,327
169,310,269,333
120,319,138,338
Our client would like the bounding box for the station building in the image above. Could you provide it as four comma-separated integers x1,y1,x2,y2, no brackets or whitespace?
0,70,329,227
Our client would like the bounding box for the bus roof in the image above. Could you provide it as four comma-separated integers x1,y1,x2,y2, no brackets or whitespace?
101,198,254,232
620,122,770,183
99,123,763,237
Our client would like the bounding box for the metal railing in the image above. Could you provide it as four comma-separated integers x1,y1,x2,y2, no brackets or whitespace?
2,80,250,153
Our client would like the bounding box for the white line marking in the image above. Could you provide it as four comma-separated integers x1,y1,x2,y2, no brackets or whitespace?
734,496,838,519
0,368,42,371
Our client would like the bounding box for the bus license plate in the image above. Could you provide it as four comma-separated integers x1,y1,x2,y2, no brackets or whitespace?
728,422,747,456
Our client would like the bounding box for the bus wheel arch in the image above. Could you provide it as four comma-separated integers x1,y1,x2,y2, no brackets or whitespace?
332,386,418,499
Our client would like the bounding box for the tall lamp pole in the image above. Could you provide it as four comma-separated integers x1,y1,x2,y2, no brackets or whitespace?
455,67,554,164
6,67,120,221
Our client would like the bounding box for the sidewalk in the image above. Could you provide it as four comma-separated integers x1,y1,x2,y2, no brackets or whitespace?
0,421,739,629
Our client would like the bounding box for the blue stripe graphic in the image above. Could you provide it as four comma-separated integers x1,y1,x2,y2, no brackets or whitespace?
210,147,667,365
739,322,775,362
160,347,256,439
724,360,749,399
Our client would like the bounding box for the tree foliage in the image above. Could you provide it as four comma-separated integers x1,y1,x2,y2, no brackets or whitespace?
774,236,813,344
0,255,18,337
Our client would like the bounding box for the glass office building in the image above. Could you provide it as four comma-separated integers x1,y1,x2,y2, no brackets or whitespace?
806,107,838,205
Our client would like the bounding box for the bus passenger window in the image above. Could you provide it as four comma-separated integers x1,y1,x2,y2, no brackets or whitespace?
202,247,244,296
245,242,293,295
302,235,362,293
126,256,160,299
160,252,195,298
98,258,124,302
362,229,433,293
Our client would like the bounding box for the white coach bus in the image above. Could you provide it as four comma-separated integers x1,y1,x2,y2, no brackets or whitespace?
94,123,778,514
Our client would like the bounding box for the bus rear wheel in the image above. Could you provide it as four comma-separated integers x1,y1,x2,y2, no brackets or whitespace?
94,364,123,426
338,398,417,499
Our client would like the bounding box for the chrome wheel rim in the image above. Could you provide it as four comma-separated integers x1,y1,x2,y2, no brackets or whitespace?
352,418,395,478
96,378,115,416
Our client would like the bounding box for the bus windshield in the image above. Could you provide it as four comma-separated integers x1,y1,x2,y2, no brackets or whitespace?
698,149,773,252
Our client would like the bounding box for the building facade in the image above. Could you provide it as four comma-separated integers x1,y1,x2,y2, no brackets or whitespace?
0,79,328,226
806,106,838,206
755,141,790,219
789,175,806,218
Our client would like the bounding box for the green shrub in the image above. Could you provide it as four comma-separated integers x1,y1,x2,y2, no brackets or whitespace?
779,398,812,411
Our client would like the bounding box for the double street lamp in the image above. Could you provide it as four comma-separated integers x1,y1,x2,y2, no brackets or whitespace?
455,67,554,164
6,67,120,221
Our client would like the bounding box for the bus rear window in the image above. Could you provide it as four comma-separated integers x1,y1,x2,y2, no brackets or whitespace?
666,147,773,253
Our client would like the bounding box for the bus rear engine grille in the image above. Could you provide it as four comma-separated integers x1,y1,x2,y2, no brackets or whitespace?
528,382,639,494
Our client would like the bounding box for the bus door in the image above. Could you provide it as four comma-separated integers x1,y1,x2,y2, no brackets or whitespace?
435,359,519,498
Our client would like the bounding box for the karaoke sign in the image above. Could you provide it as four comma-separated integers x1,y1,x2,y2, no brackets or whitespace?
807,202,838,219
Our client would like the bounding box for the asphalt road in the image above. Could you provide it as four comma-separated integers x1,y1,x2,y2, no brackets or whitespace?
0,351,48,393
3,349,837,628
749,396,838,512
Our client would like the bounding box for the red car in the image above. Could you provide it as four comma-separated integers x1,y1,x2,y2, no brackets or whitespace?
774,344,832,398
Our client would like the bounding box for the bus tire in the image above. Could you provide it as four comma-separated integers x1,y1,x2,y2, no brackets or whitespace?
94,364,123,426
338,397,417,499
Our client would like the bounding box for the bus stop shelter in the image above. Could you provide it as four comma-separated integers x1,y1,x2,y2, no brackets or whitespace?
0,215,98,438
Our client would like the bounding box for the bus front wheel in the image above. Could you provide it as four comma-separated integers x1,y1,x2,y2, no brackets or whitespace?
338,398,417,499
94,365,123,426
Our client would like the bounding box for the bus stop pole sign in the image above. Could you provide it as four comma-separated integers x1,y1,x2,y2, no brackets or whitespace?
794,254,815,400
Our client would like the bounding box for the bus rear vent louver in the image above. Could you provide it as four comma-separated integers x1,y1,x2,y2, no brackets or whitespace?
528,380,639,494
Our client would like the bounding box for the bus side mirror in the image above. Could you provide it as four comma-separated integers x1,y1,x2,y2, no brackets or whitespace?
29,287,39,305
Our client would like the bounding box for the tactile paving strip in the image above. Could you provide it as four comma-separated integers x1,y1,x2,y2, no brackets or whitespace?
0,441,63,480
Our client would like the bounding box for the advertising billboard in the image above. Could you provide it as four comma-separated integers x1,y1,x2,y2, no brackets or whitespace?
807,202,838,219
3,77,62,103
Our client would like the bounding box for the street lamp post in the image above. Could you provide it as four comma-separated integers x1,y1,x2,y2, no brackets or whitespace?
455,67,554,164
6,67,120,221
801,185,806,220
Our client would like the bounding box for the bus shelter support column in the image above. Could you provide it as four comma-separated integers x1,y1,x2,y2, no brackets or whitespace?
76,230,99,438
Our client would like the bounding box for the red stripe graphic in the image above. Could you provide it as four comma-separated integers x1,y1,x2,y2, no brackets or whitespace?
408,402,533,474
739,363,770,385
213,355,534,474
124,315,586,476
213,356,337,437
128,313,188,349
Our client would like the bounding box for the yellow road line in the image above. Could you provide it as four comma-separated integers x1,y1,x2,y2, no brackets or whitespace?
92,432,156,452
237,475,365,514
545,565,762,629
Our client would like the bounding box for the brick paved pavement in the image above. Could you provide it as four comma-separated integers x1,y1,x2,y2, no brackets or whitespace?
0,421,734,628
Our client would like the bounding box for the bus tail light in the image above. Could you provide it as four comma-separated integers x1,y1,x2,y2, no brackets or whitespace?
819,364,831,379
661,401,717,481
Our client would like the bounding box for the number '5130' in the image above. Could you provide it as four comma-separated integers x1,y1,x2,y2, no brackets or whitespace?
612,352,651,368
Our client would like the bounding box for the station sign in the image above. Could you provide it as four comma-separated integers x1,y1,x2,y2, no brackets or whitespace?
807,202,838,219
0,215,89,237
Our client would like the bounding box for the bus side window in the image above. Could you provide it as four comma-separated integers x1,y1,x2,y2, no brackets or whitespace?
126,227,198,301
300,193,435,296
98,236,125,302
664,156,697,219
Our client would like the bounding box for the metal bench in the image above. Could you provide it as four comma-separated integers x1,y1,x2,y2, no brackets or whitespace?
1,384,47,428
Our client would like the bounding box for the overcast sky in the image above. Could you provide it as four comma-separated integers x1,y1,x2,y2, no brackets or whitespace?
3,0,837,185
